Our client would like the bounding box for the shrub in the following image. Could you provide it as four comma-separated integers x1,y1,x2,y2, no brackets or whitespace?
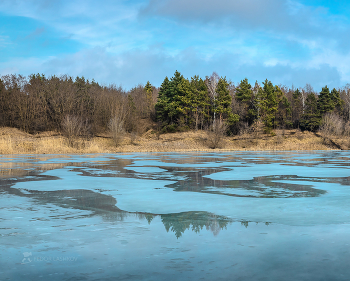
108,115,125,146
61,115,90,147
207,119,228,149
320,113,344,136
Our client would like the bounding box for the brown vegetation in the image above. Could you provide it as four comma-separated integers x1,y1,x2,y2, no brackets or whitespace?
0,126,345,155
206,119,228,149
61,115,91,148
1,72,350,154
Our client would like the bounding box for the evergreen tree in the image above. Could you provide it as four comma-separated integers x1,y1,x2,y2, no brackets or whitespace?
155,71,196,131
190,76,210,130
144,81,152,93
236,78,255,124
257,80,290,132
144,81,153,114
174,77,193,129
214,77,239,125
317,86,344,120
300,93,321,131
258,80,278,132
318,86,334,114
167,70,186,125
330,88,343,114
236,78,252,104
215,77,231,120
155,77,170,123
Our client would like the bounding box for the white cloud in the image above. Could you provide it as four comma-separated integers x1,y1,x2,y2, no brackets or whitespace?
0,0,143,49
140,0,350,44
0,56,46,76
0,46,343,91
0,0,349,91
0,35,11,48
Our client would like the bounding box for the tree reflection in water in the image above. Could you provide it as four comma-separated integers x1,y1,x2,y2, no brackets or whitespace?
161,212,230,238
135,212,271,238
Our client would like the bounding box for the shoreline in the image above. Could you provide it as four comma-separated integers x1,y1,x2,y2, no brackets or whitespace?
0,127,347,155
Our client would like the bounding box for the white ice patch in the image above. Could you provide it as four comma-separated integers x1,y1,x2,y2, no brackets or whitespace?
203,163,350,181
4,152,350,227
8,165,350,226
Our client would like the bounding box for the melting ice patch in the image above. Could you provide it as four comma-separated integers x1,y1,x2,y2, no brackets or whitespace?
204,163,350,180
3,151,350,281
8,163,350,226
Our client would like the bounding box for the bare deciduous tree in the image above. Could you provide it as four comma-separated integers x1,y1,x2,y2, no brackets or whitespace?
207,119,228,149
205,72,220,121
320,112,344,136
341,84,350,121
61,115,90,147
301,84,315,114
205,72,219,100
343,121,350,137
108,115,125,147
108,98,128,147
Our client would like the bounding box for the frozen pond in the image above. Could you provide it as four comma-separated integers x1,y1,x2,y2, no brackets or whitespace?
1,151,350,280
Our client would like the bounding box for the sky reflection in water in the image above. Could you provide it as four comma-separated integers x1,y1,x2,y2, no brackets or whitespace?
1,151,350,280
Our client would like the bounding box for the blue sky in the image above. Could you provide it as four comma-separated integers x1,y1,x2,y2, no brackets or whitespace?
1,0,350,91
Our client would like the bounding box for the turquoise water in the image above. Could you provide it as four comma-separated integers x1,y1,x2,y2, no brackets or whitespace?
1,152,350,280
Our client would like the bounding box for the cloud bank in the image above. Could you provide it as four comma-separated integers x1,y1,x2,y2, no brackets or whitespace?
0,0,349,90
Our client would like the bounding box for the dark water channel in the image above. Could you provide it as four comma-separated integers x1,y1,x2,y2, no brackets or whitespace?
1,152,350,280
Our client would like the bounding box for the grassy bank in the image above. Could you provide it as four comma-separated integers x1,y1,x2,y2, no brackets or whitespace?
0,127,348,155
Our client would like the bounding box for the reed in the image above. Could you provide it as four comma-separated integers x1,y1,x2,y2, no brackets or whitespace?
0,127,345,154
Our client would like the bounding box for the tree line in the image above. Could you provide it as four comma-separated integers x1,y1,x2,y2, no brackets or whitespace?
0,74,157,136
1,71,350,137
155,71,350,135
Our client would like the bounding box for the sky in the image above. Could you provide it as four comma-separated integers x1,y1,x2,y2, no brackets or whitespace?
1,0,350,91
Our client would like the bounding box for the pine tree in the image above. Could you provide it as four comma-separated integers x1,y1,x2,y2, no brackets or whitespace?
257,80,290,132
144,81,152,93
155,71,196,131
174,78,193,129
318,86,334,114
215,77,230,120
236,78,252,104
190,76,210,130
236,78,255,124
330,88,343,114
300,93,321,131
258,80,277,132
214,77,239,125
144,81,153,114
167,70,186,126
155,77,170,123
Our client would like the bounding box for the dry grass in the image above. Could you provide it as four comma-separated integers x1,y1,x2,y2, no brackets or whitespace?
0,126,346,155
317,132,350,150
231,129,329,151
0,127,110,154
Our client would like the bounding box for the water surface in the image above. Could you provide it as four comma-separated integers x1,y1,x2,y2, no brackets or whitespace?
1,151,350,280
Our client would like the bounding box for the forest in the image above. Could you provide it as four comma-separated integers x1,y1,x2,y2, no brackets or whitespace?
1,71,350,142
